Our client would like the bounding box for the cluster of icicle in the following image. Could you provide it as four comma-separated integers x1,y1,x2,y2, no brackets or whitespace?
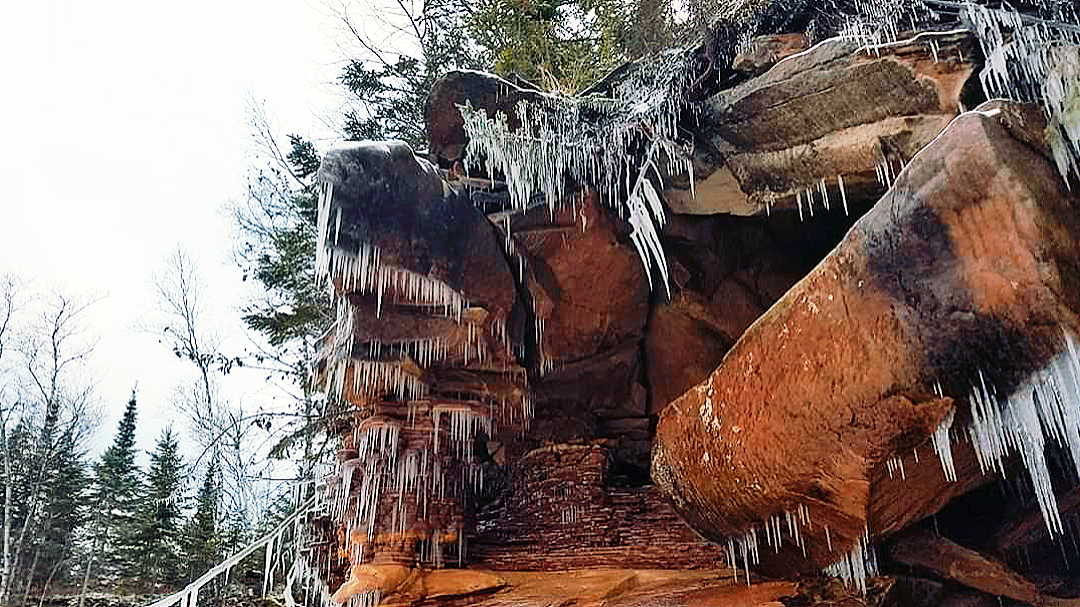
955,332,1080,537
458,50,699,296
963,1,1080,184
335,420,450,543
326,407,494,579
719,501,879,590
314,190,466,321
842,329,1080,590
800,0,1080,589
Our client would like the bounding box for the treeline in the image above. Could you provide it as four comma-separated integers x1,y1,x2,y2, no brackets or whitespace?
0,279,303,607
1,390,241,604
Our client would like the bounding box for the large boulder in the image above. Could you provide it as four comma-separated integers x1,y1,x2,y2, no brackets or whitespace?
652,102,1080,571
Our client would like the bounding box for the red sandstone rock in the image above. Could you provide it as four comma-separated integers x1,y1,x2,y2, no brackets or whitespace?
732,33,810,76
509,192,650,368
427,71,545,167
889,529,1080,607
653,103,1080,567
688,30,978,216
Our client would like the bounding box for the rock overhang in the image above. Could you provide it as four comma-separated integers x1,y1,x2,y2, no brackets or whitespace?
651,104,1080,579
305,1,1080,602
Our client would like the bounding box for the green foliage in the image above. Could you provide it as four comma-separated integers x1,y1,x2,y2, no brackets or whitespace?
126,428,185,587
182,461,223,582
2,421,90,594
36,427,90,586
337,0,484,148
465,0,632,91
88,392,143,579
237,120,329,466
240,126,325,350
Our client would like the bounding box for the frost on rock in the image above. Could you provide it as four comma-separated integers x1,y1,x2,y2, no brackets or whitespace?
1044,46,1080,186
458,50,701,296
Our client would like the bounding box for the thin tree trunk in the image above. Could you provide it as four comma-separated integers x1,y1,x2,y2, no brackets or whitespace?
21,512,55,605
6,496,38,606
76,515,108,607
38,532,73,607
1,419,12,607
20,533,44,607
6,422,57,606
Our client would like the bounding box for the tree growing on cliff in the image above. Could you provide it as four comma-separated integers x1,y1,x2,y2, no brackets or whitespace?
234,103,333,476
329,0,485,147
464,0,635,90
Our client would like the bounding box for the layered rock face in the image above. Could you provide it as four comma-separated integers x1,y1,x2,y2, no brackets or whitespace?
307,2,1080,606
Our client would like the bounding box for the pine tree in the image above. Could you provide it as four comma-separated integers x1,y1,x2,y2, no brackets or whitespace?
182,461,222,582
34,426,89,592
126,428,184,587
237,123,329,476
79,391,142,595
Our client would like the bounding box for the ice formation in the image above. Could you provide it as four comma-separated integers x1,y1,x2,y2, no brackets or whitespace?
432,404,492,460
458,49,700,295
314,182,467,321
823,528,879,594
722,503,880,588
956,332,1080,536
931,407,958,482
963,2,1080,184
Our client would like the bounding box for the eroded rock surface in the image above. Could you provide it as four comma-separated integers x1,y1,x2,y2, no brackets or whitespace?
652,104,1080,572
299,5,1080,607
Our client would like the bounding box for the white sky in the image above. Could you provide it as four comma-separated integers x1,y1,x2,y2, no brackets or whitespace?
0,0,351,460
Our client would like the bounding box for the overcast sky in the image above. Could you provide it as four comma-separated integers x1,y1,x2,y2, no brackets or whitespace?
0,0,350,459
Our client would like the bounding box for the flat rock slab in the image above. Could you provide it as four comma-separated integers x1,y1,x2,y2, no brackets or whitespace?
689,30,977,216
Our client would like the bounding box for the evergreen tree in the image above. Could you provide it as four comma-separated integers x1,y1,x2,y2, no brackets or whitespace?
81,391,142,587
333,0,484,146
126,428,184,587
1,419,89,599
236,121,330,472
465,0,633,90
182,461,222,582
34,426,89,591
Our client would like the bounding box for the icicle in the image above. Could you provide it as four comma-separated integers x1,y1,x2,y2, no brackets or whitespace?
456,49,699,297
954,328,1080,536
818,178,830,211
837,174,849,216
932,407,958,482
824,527,878,594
